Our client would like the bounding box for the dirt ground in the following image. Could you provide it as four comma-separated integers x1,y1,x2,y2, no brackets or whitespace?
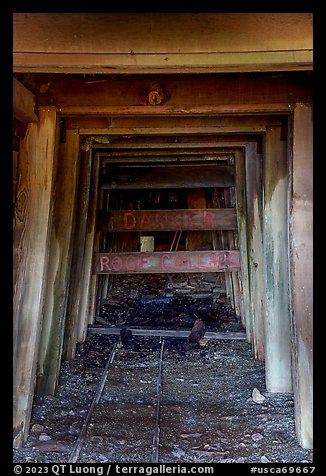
13,274,314,465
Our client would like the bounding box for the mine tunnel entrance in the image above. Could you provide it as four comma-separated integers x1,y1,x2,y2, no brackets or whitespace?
90,134,251,344
16,122,310,463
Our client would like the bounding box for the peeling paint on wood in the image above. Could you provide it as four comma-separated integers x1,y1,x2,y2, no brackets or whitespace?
93,250,240,274
98,208,237,232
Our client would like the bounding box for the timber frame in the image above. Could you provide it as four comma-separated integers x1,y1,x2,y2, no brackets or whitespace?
13,12,313,453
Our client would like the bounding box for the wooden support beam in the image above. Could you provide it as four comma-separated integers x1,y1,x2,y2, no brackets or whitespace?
13,50,312,74
79,126,267,136
77,152,101,343
234,149,252,342
35,130,80,396
224,187,242,318
245,143,265,360
289,104,313,449
13,107,57,448
63,145,92,360
93,250,240,274
263,126,292,392
87,189,105,326
88,326,247,340
57,104,294,116
219,209,234,308
13,77,39,123
186,190,213,251
66,114,282,133
13,13,312,74
101,164,234,189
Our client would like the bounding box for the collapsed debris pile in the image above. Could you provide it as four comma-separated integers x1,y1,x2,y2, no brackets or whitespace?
100,273,243,334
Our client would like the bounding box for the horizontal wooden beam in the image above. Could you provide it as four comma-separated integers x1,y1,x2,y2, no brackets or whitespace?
88,326,247,340
13,50,312,74
100,164,234,189
100,155,232,164
93,250,240,274
65,114,283,132
79,126,268,136
19,73,312,113
13,78,39,123
57,104,294,116
97,208,237,232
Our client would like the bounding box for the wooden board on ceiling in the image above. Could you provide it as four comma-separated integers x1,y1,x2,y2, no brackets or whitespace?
13,14,312,73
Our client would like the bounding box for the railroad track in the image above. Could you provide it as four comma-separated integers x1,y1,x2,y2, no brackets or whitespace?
68,336,165,464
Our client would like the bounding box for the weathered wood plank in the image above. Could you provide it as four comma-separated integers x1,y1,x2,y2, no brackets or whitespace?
17,72,312,111
98,208,237,232
264,126,292,391
101,164,234,189
57,104,295,116
96,137,258,150
77,152,101,342
289,104,313,449
93,250,240,274
13,49,312,74
80,127,268,136
13,77,39,123
87,189,105,326
234,149,252,342
224,187,241,317
66,114,282,132
245,143,265,360
13,14,312,55
186,190,213,251
63,145,92,360
35,131,80,396
88,327,247,340
13,108,57,448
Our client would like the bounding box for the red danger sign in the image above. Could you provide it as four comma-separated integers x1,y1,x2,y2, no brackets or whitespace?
93,250,240,274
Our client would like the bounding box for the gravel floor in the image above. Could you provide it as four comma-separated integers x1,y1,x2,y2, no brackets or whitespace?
13,275,314,465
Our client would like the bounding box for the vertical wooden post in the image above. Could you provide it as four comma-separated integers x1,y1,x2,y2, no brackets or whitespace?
289,104,313,449
13,107,57,448
245,143,264,359
63,141,92,360
234,149,252,342
186,189,212,250
95,190,109,318
263,125,292,392
77,152,100,342
88,187,104,325
101,215,111,303
35,130,80,396
223,187,241,316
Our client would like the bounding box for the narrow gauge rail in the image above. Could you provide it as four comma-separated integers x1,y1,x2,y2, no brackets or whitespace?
68,336,165,463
